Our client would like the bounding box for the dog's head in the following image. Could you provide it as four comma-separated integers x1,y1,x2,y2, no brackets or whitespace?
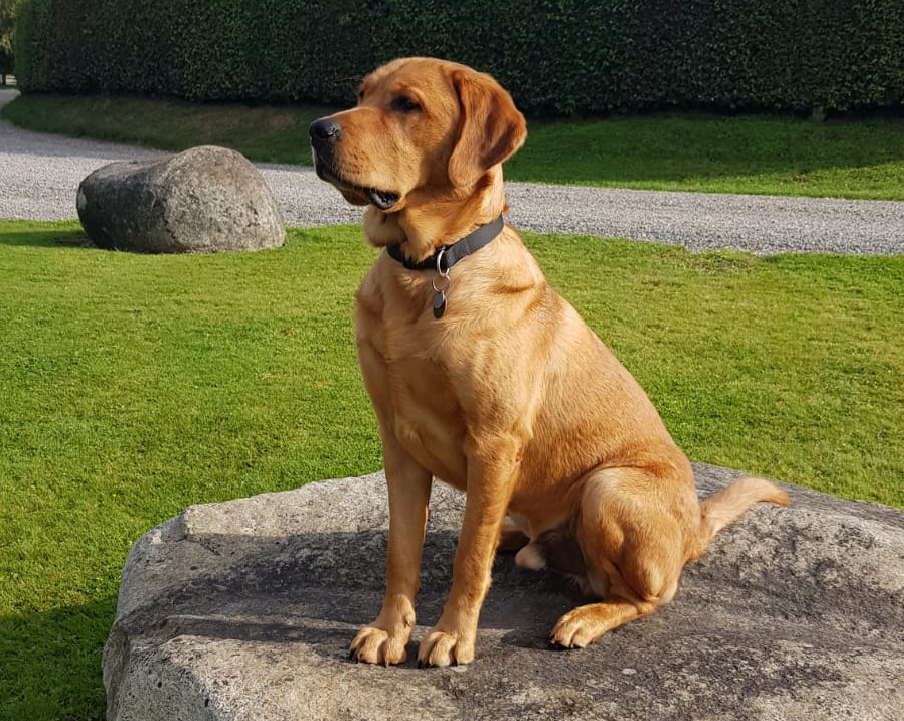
310,57,526,250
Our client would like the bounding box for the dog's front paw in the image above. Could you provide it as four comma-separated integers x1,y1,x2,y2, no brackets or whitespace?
349,625,409,666
417,628,475,668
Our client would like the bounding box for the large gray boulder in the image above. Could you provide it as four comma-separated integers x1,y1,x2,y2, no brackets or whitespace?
103,464,903,721
76,145,285,253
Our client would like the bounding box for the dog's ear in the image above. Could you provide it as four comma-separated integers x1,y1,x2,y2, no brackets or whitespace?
448,68,527,188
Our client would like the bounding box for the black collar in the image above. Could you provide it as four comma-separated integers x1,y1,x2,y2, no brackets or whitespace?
386,215,504,272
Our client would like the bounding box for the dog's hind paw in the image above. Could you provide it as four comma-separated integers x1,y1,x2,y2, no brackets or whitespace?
349,625,408,666
549,605,609,649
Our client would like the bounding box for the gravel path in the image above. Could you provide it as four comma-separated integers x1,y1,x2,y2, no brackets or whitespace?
2,89,902,255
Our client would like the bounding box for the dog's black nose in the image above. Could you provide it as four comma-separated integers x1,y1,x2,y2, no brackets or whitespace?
309,118,342,142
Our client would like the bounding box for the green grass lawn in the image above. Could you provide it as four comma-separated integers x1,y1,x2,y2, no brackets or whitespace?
0,91,328,165
506,113,904,199
3,91,904,199
1,220,902,720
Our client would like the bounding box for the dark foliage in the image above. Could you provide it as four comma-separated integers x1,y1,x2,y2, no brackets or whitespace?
12,0,904,114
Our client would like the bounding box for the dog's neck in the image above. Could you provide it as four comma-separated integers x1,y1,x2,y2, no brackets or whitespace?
362,166,507,263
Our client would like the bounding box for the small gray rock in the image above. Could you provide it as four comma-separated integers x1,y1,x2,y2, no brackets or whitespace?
103,464,904,721
76,145,285,253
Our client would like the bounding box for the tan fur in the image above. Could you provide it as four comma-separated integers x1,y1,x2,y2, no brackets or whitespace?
309,57,790,668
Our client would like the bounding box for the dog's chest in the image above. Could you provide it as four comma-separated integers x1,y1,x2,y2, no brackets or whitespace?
357,275,472,485
388,354,469,486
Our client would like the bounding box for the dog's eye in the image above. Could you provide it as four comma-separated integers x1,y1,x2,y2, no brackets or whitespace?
390,95,421,113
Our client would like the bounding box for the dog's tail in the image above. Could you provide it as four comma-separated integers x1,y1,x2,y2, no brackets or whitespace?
694,476,789,555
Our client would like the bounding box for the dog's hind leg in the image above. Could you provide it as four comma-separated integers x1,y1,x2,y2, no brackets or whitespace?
497,516,530,553
549,463,695,648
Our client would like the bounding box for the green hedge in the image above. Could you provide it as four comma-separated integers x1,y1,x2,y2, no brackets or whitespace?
13,0,904,114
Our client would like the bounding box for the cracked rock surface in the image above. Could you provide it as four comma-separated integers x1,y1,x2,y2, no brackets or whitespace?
104,464,903,721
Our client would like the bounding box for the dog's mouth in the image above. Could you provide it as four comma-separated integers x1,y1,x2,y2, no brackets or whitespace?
313,156,400,211
365,188,401,210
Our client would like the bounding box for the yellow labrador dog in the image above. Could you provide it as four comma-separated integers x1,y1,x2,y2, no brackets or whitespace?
310,57,788,668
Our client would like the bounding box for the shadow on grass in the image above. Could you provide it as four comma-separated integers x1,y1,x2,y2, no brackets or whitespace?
0,223,90,248
0,594,115,721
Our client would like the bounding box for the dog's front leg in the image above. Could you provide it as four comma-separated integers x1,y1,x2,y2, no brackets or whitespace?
418,443,518,667
350,436,432,666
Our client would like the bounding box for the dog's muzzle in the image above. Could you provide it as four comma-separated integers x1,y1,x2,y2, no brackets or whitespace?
309,117,400,211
